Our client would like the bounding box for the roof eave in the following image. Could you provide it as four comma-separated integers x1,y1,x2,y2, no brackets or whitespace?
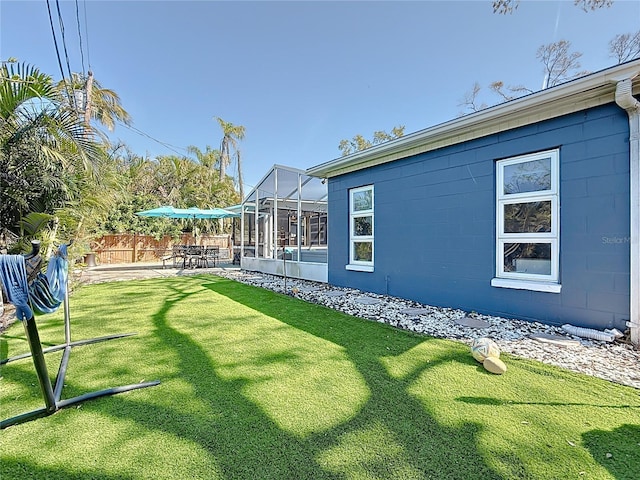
306,60,640,179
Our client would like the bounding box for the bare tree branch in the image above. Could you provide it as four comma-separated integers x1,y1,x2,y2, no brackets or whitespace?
609,31,640,63
574,0,613,12
494,0,612,15
458,82,487,114
489,81,513,102
536,40,583,88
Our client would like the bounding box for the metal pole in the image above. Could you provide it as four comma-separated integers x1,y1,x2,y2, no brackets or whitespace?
23,316,56,413
283,245,287,291
297,173,302,259
274,168,279,261
64,279,71,344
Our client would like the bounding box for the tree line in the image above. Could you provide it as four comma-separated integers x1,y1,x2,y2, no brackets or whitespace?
0,59,245,257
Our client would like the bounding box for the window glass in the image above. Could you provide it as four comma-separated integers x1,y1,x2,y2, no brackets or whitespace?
349,185,374,267
354,216,373,236
503,157,551,194
353,190,373,211
503,243,551,275
503,201,551,233
353,242,373,262
495,150,559,284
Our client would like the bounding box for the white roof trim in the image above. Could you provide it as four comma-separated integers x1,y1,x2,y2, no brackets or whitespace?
307,60,640,179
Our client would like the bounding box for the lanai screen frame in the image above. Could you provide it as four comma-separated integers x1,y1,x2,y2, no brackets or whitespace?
240,164,328,268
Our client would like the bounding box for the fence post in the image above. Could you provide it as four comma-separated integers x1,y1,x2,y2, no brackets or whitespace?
132,233,136,263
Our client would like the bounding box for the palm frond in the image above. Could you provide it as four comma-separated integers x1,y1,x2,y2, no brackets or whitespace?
0,62,60,120
19,211,54,236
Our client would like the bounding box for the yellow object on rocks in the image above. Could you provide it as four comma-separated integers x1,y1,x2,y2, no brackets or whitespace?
483,356,507,375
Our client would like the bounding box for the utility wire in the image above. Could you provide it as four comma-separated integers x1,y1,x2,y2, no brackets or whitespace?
55,0,76,110
74,0,86,76
45,0,68,93
55,0,74,80
116,120,189,157
82,0,91,70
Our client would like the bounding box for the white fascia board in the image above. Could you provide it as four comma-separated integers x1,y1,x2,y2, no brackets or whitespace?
306,60,640,179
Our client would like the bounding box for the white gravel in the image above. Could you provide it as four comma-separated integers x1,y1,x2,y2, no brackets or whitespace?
218,270,640,390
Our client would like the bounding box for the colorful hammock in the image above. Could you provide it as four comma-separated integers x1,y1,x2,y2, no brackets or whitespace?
0,244,67,320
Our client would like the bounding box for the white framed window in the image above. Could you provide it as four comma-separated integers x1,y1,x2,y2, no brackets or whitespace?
492,150,561,292
347,185,374,272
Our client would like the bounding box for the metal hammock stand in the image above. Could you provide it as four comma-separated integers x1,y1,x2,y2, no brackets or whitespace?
0,241,160,429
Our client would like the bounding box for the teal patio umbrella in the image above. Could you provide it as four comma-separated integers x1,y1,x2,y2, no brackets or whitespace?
135,205,183,218
135,206,240,220
136,206,240,242
193,207,240,219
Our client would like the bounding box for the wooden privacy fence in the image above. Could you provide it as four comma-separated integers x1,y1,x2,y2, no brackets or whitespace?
91,234,233,265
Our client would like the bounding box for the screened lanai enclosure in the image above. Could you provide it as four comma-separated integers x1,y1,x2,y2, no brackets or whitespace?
240,165,328,282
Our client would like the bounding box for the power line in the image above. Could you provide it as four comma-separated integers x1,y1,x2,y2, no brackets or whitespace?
54,0,75,88
82,0,91,70
116,120,189,157
46,0,78,110
45,1,179,158
74,0,86,76
45,0,67,89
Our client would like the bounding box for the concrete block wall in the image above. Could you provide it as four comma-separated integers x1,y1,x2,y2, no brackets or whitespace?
328,103,630,331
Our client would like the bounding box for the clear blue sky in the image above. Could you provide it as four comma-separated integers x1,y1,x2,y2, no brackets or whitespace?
2,0,640,192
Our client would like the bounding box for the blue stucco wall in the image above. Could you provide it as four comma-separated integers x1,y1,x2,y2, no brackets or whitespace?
327,103,631,331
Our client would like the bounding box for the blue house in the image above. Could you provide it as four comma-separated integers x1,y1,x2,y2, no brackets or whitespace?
306,59,640,345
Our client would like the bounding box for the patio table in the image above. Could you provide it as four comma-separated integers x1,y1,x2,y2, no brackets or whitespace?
184,246,203,268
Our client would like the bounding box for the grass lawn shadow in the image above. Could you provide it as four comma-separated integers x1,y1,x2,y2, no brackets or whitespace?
201,278,514,479
3,275,638,480
582,424,640,479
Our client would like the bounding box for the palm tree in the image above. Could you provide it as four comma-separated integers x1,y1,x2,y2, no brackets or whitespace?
187,145,220,169
215,117,245,196
235,149,244,200
59,71,131,131
1,61,104,239
154,155,198,207
1,62,102,167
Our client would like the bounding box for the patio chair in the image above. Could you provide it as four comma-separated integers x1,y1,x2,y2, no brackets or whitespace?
202,246,220,268
162,245,187,269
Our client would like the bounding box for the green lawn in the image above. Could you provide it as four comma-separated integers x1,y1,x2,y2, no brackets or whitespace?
1,275,638,479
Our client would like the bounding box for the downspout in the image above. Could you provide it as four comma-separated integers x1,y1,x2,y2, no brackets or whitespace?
615,78,640,347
